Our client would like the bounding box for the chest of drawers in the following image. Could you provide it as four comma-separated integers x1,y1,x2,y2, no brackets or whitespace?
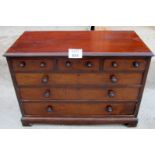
4,31,153,127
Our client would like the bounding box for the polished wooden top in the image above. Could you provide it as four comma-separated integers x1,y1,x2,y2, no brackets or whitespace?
5,31,153,57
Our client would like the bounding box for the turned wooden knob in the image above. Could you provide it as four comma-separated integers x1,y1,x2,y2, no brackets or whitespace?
19,61,26,68
112,61,118,68
110,75,118,83
42,75,49,83
86,61,93,68
108,90,115,97
65,61,72,67
47,106,53,112
106,105,113,112
43,89,50,98
40,62,46,67
133,61,140,68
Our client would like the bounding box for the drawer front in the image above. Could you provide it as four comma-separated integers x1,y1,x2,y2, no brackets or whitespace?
57,58,100,72
15,72,143,86
12,58,55,71
20,87,139,100
104,59,146,71
23,102,136,116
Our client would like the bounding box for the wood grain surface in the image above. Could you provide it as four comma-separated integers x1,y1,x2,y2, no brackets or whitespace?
5,31,153,57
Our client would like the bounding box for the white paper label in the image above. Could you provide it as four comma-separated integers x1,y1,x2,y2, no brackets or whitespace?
68,49,83,58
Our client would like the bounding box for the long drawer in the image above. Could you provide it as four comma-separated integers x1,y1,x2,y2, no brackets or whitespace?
23,102,136,116
19,87,140,100
15,72,143,86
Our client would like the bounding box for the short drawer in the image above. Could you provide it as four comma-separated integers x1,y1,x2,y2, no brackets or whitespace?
57,58,100,72
23,102,136,116
20,87,140,101
104,59,146,71
12,58,55,72
15,72,143,86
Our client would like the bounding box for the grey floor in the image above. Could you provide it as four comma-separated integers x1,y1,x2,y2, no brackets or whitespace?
0,26,155,129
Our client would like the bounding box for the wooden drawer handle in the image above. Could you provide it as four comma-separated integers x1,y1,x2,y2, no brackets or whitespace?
110,75,118,83
47,106,53,113
133,61,140,68
66,61,72,67
19,61,26,68
106,105,113,112
86,61,93,68
42,75,49,83
112,61,118,68
108,90,115,97
40,62,46,67
43,89,51,98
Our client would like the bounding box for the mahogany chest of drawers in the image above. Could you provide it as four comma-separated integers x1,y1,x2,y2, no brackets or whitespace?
4,31,153,127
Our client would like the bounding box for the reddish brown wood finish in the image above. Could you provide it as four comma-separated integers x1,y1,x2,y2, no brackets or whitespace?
23,102,136,116
104,59,146,71
4,31,153,127
12,58,55,71
21,117,138,126
57,58,99,72
5,31,153,57
19,87,140,101
15,72,143,86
